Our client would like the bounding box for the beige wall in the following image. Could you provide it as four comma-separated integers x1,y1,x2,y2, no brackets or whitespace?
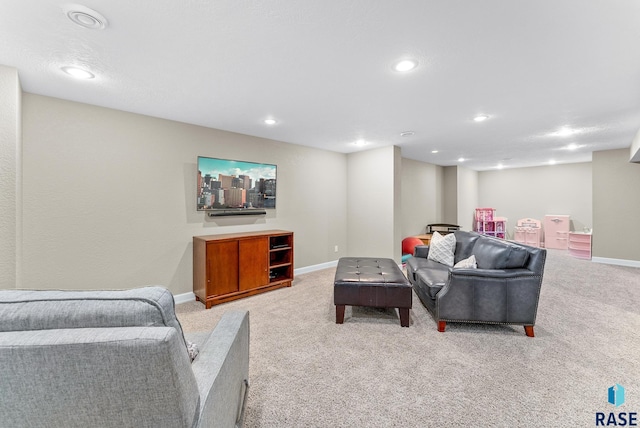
21,94,348,294
439,165,478,231
400,158,444,237
392,146,402,261
0,66,21,289
456,166,478,231
443,166,457,224
478,163,592,239
592,148,640,261
631,129,640,162
347,146,401,261
10,72,639,297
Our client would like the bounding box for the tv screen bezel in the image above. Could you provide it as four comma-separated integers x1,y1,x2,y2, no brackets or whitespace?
197,156,277,212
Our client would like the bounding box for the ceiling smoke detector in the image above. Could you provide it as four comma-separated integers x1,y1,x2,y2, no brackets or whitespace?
63,5,108,29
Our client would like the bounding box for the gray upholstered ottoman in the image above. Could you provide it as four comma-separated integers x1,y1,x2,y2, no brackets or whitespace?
333,257,412,327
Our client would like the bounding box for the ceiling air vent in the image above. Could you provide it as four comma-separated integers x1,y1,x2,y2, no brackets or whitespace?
63,5,108,30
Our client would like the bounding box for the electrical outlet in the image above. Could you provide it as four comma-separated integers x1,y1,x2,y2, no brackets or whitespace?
334,245,339,252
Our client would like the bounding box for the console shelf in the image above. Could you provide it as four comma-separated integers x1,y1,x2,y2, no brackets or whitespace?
193,230,294,308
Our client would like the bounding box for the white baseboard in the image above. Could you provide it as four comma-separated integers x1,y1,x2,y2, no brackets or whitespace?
174,291,196,304
592,257,640,269
294,260,339,275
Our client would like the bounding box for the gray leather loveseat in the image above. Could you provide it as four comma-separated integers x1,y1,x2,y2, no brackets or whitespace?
406,230,546,336
0,287,249,428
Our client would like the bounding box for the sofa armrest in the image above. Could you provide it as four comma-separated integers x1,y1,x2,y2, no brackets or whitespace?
413,245,430,258
192,310,250,428
438,269,542,324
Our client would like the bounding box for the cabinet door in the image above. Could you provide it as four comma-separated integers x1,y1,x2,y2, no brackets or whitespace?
239,237,269,291
544,215,570,249
207,241,239,296
525,229,540,247
514,228,526,243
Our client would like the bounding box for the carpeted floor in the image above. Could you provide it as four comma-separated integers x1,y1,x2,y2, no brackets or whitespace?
176,249,640,427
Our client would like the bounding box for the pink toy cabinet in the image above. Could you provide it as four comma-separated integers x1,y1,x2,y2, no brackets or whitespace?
568,232,592,259
544,215,570,249
514,218,541,248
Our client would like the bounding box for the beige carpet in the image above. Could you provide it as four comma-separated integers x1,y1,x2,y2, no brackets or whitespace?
176,250,640,427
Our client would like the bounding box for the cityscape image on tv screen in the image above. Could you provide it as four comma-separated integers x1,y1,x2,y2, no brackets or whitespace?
197,156,277,211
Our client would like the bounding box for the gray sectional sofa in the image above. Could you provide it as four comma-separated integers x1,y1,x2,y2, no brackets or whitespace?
406,230,547,336
0,286,249,428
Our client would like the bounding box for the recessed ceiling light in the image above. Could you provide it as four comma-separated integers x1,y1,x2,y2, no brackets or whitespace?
553,127,577,137
549,160,557,165
353,139,368,147
400,131,415,137
393,59,418,72
431,150,439,154
474,115,490,122
61,66,95,79
63,5,108,30
566,143,579,150
458,157,465,162
264,119,277,125
496,163,504,170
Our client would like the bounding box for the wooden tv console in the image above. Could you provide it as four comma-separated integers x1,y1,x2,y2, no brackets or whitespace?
193,230,294,308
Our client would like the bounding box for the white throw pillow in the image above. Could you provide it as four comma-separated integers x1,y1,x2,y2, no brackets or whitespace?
427,231,456,267
454,254,477,269
186,340,199,362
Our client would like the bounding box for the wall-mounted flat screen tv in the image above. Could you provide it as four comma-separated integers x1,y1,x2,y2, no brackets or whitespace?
197,156,277,214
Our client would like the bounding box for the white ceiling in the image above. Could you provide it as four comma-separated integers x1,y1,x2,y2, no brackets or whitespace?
3,1,640,170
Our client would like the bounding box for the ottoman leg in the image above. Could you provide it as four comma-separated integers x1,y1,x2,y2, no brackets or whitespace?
399,308,410,327
336,305,345,324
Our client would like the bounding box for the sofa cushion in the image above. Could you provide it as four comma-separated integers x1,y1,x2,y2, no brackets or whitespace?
415,266,450,299
406,255,431,276
0,286,187,347
0,326,200,428
472,238,530,269
454,255,477,269
453,231,481,264
427,232,456,267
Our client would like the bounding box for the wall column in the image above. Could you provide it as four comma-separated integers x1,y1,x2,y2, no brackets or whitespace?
347,146,402,262
0,65,22,289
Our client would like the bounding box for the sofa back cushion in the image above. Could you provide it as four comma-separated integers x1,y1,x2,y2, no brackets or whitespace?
0,287,186,346
472,238,530,269
0,326,199,428
453,231,481,264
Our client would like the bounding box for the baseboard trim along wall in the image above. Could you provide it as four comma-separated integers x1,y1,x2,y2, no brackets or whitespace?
174,292,196,305
173,260,341,304
293,260,339,275
592,257,640,269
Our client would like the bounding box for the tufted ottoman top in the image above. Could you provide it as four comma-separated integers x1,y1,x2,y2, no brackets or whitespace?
334,257,410,287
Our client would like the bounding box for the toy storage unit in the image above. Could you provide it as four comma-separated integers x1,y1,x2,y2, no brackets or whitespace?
568,232,592,259
474,208,507,239
544,215,570,249
514,218,542,248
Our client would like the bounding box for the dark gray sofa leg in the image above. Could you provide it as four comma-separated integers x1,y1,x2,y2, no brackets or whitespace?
524,325,535,337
